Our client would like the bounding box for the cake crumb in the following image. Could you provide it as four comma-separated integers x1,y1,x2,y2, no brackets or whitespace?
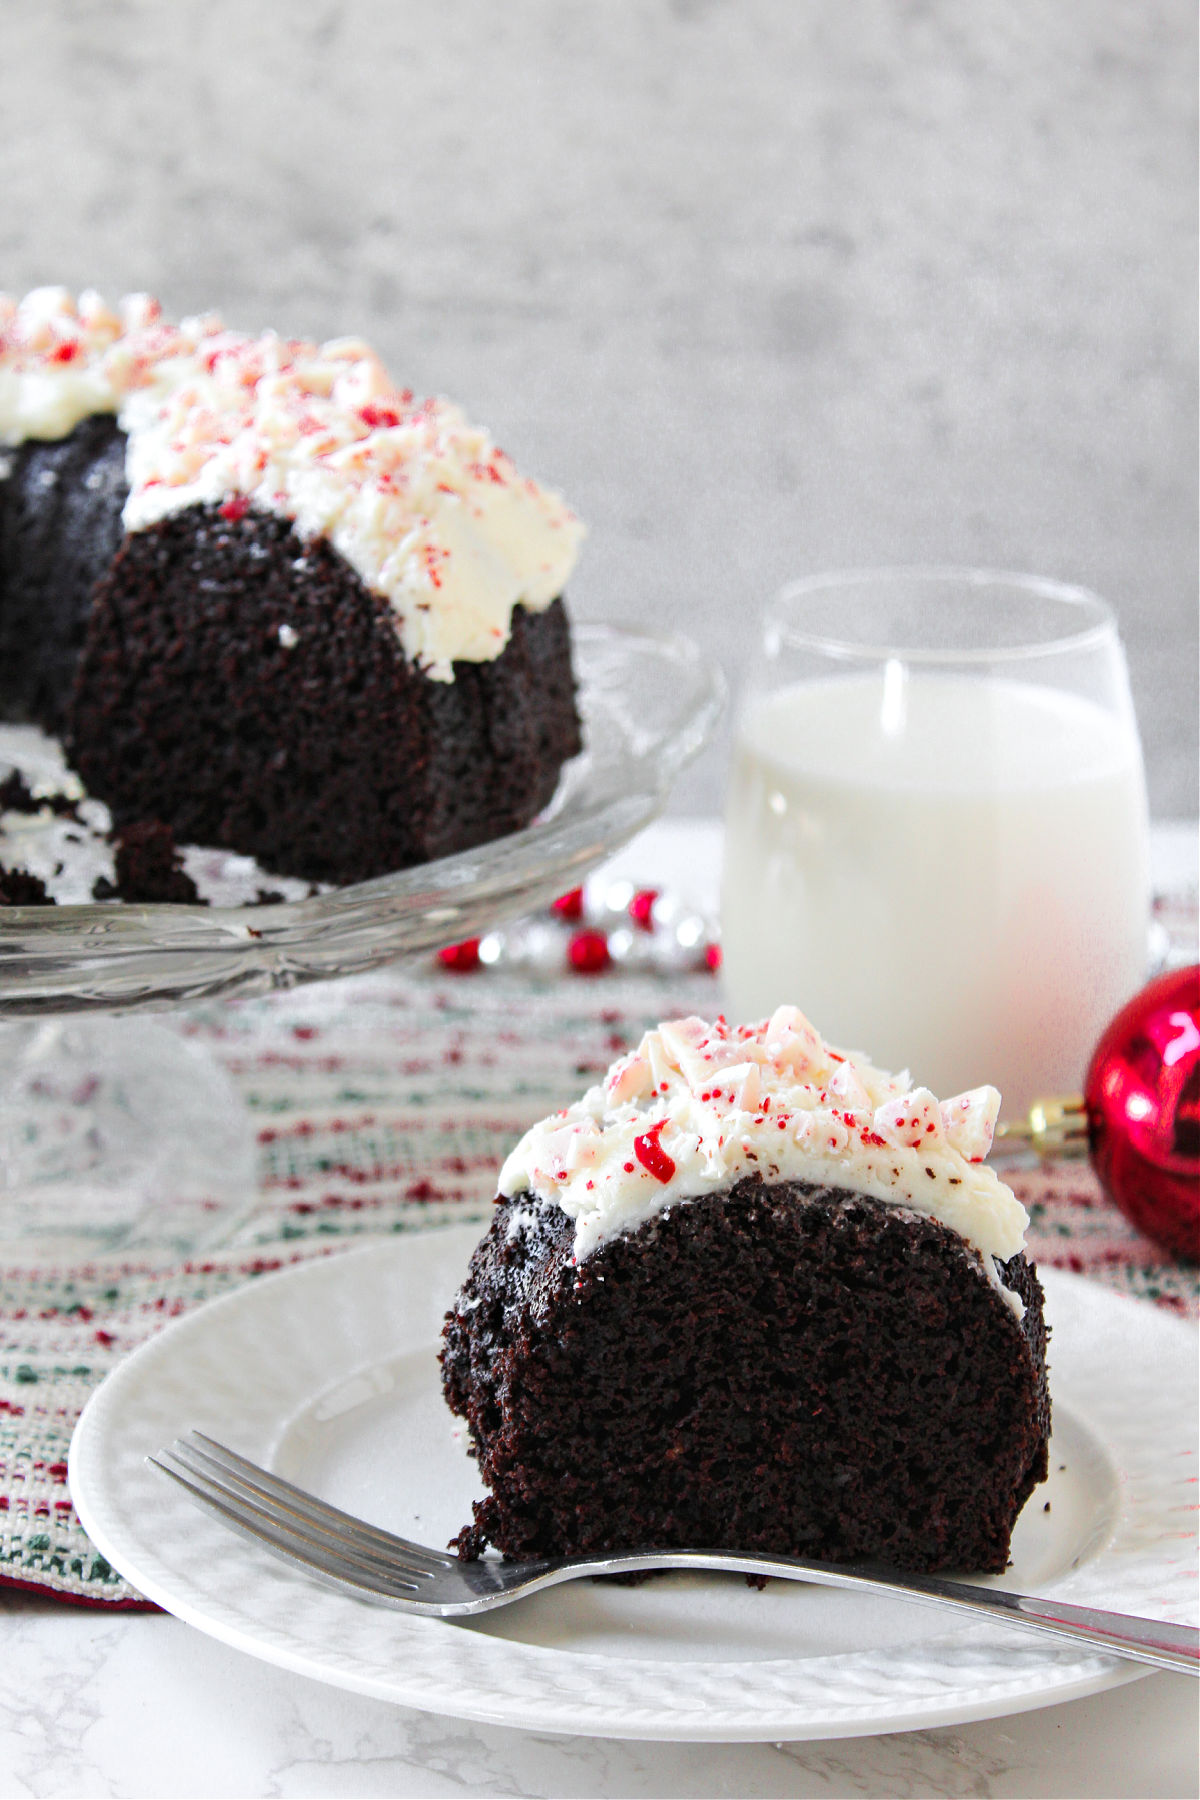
94,820,205,905
0,768,80,820
0,865,54,906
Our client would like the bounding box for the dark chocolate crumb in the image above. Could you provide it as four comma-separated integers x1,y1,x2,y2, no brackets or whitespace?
0,865,54,906
0,769,81,820
0,769,38,813
95,819,206,905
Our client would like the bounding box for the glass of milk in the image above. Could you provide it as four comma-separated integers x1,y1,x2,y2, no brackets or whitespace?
720,569,1150,1118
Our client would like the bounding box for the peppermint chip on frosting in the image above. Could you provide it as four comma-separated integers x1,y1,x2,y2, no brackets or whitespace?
500,1006,1027,1291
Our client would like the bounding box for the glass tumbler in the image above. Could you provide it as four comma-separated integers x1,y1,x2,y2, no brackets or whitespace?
720,569,1151,1118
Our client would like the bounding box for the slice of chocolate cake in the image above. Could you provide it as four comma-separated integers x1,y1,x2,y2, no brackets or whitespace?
0,288,583,885
441,1007,1050,1574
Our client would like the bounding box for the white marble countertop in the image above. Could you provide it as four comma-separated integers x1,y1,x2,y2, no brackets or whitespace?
0,1592,1196,1799
1,818,1196,1800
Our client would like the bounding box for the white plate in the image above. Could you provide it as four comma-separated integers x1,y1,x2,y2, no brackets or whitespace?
69,1228,1198,1742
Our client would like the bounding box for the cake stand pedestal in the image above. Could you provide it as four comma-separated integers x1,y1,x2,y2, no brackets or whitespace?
0,625,723,1256
0,1016,255,1257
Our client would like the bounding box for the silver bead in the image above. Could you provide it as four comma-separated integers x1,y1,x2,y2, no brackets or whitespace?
675,913,707,951
606,926,656,972
523,919,569,977
596,878,636,920
649,890,685,931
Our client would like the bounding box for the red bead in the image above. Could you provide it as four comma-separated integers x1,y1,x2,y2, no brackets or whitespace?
437,937,482,972
1084,965,1200,1263
551,887,585,921
704,942,723,972
628,888,658,931
567,929,610,975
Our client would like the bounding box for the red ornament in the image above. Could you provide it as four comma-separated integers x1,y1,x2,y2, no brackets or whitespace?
437,937,482,972
1084,965,1200,1263
567,929,611,975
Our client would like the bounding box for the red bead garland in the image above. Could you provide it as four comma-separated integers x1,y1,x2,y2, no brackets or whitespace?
432,882,720,980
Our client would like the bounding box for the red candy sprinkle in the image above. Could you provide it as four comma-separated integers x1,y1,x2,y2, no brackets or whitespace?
634,1119,676,1183
551,887,585,921
628,888,658,931
437,938,482,972
218,494,251,523
705,942,723,971
568,929,610,975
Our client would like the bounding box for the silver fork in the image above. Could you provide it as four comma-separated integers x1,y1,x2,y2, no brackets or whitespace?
149,1431,1198,1676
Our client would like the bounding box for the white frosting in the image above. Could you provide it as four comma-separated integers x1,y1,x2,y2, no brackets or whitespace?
0,290,583,679
499,1006,1028,1286
0,289,189,441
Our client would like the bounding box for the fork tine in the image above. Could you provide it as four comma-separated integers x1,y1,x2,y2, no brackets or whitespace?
181,1432,457,1571
157,1441,450,1588
162,1441,447,1588
149,1451,430,1600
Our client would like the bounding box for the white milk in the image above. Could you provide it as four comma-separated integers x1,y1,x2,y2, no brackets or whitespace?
721,672,1150,1116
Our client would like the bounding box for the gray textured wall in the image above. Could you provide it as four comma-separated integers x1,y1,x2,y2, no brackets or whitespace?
2,0,1195,816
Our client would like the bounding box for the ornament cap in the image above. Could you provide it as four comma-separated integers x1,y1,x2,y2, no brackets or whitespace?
998,1096,1089,1160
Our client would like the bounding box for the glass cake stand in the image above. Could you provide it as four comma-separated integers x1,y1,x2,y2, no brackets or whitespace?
0,625,724,1254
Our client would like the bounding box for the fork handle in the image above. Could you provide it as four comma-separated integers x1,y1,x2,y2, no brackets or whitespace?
537,1553,1199,1676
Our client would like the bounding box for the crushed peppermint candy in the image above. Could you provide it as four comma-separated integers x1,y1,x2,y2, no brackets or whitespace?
499,1006,1029,1297
0,288,584,680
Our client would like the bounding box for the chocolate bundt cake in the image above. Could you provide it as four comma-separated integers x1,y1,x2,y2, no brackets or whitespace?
442,1007,1051,1574
0,288,583,884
